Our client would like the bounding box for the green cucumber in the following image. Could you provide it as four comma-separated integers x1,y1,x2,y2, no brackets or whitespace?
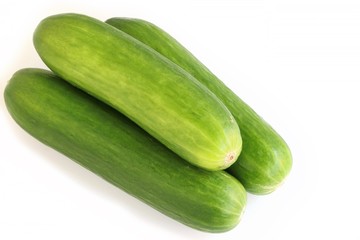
4,68,247,232
32,13,242,171
106,18,292,194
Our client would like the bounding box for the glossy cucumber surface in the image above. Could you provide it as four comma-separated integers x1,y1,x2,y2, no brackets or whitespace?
33,13,242,171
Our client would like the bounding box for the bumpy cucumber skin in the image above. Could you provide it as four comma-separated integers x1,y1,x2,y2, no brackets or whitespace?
4,68,247,232
32,13,242,171
106,18,292,194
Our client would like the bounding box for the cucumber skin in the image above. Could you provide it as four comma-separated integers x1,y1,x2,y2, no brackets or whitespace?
32,13,242,171
4,68,247,233
106,18,292,194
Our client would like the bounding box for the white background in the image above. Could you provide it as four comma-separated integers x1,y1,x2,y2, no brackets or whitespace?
1,0,359,239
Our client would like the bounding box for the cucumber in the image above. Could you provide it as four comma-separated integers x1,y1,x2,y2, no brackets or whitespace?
105,18,292,194
4,68,247,233
32,13,242,171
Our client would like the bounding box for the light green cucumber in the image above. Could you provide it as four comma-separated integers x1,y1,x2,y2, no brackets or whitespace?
32,13,242,171
4,68,247,232
106,17,292,194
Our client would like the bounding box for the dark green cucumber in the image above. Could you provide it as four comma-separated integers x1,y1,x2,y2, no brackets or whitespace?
4,68,247,232
106,18,292,194
32,13,242,171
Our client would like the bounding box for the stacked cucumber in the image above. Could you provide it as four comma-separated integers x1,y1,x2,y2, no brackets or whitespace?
4,13,292,232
